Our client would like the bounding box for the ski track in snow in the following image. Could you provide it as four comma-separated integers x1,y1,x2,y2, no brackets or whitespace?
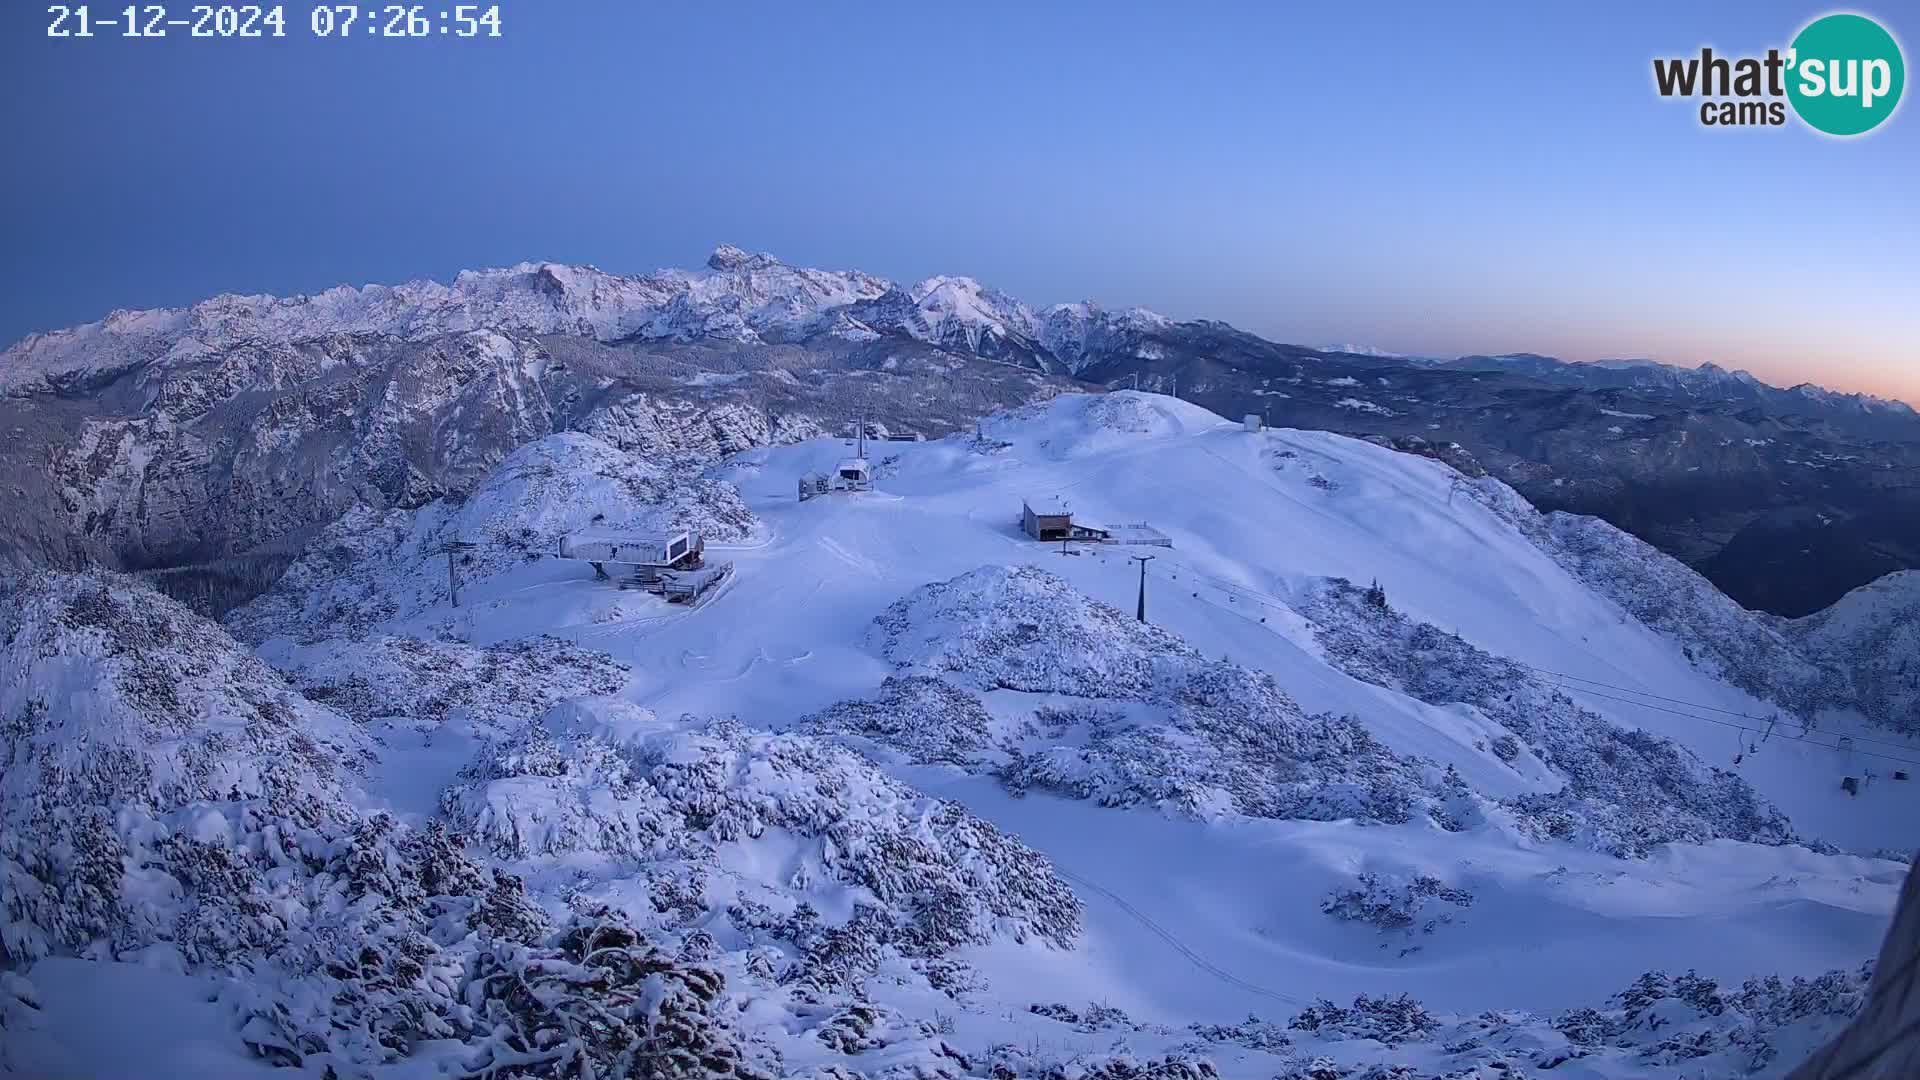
1050,866,1311,1008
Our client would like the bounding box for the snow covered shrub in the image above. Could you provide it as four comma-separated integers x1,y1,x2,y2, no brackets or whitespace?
812,1002,938,1054
1288,995,1440,1047
460,911,772,1080
798,674,994,764
997,705,1422,823
1321,873,1473,936
270,632,630,730
1250,959,1875,1080
1302,577,1796,857
872,567,1440,826
1186,1015,1293,1053
443,699,1081,980
1271,1064,1425,1080
985,1047,1221,1080
0,570,372,963
1546,963,1870,1073
1027,1001,1138,1033
211,814,776,1077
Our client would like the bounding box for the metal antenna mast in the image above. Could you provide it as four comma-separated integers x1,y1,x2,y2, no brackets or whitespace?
1131,554,1156,623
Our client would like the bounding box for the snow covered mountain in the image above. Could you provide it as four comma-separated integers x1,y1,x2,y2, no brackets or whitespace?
6,390,1914,1078
0,245,1161,398
6,246,1920,618
1438,354,1916,421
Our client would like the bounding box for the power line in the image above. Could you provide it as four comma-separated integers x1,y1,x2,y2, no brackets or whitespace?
1533,668,1920,756
1535,681,1920,769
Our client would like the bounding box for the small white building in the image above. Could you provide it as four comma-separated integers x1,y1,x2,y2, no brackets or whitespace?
799,457,874,501
1244,414,1263,432
835,457,872,491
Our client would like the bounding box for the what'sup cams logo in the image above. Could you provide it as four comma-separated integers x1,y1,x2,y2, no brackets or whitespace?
1654,12,1904,135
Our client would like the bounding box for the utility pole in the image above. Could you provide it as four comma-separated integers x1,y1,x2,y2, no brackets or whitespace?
1131,554,1156,623
1131,372,1139,391
1171,373,1177,399
442,540,478,608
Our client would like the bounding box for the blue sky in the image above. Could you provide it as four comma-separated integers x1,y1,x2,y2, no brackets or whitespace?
3,2,1916,400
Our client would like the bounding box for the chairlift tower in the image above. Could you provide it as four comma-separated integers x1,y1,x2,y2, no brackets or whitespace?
1131,554,1156,623
440,540,479,608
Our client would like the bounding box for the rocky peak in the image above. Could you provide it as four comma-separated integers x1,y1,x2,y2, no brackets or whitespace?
705,243,784,273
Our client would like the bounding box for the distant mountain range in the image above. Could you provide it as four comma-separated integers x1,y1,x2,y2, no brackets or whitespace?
4,245,1917,615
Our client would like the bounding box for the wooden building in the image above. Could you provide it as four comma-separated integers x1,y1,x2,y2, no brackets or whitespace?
1022,498,1112,542
1023,497,1074,540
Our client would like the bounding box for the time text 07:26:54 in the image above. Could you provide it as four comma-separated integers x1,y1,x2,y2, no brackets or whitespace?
46,5,503,39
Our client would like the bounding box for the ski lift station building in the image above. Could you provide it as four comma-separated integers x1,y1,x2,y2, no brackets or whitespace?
557,530,704,571
554,528,732,604
799,457,873,500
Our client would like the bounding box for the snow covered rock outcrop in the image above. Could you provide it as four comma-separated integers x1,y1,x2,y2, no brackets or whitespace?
226,431,757,643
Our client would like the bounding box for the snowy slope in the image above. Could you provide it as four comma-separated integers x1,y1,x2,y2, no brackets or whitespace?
9,391,1917,1079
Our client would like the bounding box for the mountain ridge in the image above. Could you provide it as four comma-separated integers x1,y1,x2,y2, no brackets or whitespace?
5,245,1919,618
8,246,1912,412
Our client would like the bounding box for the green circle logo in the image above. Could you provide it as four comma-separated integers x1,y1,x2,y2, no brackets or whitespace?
1787,13,1905,135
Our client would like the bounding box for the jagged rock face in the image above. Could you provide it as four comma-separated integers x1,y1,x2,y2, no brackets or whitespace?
22,330,578,569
